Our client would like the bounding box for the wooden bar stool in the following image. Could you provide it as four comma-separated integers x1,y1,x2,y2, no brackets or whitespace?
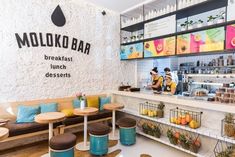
103,103,124,140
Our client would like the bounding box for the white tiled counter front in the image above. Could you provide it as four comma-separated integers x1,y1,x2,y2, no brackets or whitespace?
110,90,235,157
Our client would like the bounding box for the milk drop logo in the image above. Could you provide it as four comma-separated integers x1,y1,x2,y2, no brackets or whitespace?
15,5,91,55
51,5,66,27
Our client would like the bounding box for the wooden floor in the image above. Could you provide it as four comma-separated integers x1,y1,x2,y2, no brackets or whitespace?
0,133,121,157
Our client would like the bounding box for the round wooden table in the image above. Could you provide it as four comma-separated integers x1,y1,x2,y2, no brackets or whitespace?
74,107,98,151
103,103,124,140
0,127,9,141
35,112,65,157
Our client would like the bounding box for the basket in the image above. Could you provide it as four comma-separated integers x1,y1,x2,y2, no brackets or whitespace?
214,140,235,157
170,107,203,129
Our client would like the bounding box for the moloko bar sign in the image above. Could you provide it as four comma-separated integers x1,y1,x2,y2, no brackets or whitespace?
14,5,91,55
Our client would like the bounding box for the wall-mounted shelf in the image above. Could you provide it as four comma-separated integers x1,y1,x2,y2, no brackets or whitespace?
186,74,235,77
191,82,223,86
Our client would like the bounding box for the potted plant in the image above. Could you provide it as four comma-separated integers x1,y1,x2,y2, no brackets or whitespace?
167,129,178,145
224,113,235,137
157,102,165,118
179,134,190,150
180,22,187,31
76,92,86,109
123,37,127,43
216,11,225,24
187,20,194,30
207,15,215,25
196,19,203,28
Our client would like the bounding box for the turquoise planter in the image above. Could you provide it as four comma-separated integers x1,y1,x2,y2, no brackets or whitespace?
50,147,74,157
120,127,136,145
90,134,109,156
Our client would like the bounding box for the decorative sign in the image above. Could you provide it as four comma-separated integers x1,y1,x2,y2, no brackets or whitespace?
177,27,225,54
226,24,235,50
120,43,143,60
14,5,92,78
144,36,176,58
144,15,176,39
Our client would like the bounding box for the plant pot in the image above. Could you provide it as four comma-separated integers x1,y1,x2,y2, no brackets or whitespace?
157,110,164,118
224,123,235,137
181,27,186,31
80,100,85,110
197,23,203,28
188,26,193,30
217,19,224,24
207,21,213,26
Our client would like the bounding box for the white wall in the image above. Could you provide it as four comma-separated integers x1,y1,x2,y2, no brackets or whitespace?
0,0,136,102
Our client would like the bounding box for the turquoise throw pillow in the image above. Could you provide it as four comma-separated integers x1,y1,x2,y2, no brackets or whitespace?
40,103,58,113
16,105,40,123
73,99,80,108
99,97,111,111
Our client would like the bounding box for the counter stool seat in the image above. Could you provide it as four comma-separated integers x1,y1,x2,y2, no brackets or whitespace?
117,117,136,146
117,117,136,128
88,123,111,156
88,123,111,135
50,133,76,157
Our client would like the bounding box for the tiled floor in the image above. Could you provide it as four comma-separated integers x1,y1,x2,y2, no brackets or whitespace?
0,133,193,157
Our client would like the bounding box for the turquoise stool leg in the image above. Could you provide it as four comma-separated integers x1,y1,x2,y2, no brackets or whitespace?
50,147,74,157
120,127,136,145
89,134,109,156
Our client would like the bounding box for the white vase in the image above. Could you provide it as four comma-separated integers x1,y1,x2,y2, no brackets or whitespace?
80,100,85,110
181,27,186,31
217,19,224,24
188,25,193,30
207,21,213,26
197,23,203,28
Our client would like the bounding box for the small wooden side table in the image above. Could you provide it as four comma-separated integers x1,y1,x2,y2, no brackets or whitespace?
0,127,9,141
103,103,124,140
35,112,65,157
74,107,98,151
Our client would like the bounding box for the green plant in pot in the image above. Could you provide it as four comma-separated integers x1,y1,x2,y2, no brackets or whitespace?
167,129,178,145
179,134,190,150
196,19,203,28
157,102,165,118
216,11,225,24
187,20,194,30
180,22,187,31
224,113,235,137
207,15,216,25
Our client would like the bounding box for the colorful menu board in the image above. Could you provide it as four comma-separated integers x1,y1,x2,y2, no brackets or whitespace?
177,27,225,54
226,24,235,50
120,43,143,60
144,37,176,58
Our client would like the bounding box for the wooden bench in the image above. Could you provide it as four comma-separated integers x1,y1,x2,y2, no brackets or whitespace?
0,95,112,151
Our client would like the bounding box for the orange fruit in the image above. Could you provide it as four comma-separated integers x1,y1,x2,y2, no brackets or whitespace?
186,114,192,123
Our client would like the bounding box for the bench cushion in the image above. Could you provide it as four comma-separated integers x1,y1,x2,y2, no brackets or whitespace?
50,133,77,150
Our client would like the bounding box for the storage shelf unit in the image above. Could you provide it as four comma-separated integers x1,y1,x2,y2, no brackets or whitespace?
120,0,235,60
120,109,235,144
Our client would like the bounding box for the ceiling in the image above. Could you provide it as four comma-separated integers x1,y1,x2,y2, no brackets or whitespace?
86,0,146,13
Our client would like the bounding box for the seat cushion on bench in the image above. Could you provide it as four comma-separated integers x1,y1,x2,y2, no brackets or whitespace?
5,121,62,137
62,110,112,126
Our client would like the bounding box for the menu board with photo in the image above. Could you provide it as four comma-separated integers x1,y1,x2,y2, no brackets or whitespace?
226,24,235,50
120,43,143,60
144,37,176,58
177,27,225,54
